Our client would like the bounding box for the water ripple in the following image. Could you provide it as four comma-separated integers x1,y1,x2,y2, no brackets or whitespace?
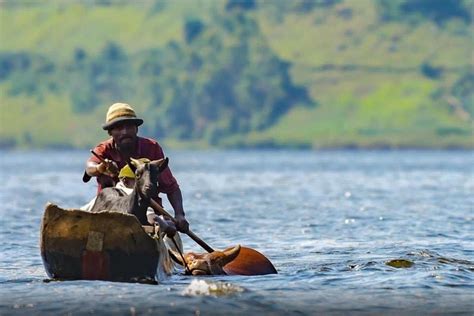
1,149,473,314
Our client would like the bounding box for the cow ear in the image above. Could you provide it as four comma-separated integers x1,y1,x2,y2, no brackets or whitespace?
221,245,241,265
168,249,185,266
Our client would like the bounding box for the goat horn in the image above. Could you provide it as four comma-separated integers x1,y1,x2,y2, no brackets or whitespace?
151,157,169,171
150,158,164,166
127,159,137,173
129,157,141,166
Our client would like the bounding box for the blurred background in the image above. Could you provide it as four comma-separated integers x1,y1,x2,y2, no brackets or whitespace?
0,0,472,149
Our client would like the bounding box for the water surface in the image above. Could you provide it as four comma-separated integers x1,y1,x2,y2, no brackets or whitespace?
0,149,473,315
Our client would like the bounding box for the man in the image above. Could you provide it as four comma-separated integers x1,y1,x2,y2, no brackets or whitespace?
83,102,189,233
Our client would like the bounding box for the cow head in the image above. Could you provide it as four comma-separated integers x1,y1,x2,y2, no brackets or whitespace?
169,245,241,275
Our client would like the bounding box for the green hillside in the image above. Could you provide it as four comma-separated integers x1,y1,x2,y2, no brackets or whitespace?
0,0,472,149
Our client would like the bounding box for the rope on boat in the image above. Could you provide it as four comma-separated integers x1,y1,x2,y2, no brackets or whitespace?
153,223,191,275
171,236,191,275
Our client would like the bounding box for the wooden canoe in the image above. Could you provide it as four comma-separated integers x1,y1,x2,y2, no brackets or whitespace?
40,203,159,283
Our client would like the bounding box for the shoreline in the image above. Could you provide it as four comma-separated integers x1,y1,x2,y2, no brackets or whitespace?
1,143,473,151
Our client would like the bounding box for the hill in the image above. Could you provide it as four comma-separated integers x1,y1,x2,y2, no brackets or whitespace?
0,0,472,149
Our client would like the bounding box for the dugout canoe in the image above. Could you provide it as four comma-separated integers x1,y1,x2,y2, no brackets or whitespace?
40,203,159,283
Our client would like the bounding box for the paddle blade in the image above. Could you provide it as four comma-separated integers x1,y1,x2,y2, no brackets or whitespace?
223,246,277,275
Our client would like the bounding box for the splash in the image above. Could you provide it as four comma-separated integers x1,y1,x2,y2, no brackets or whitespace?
182,279,245,297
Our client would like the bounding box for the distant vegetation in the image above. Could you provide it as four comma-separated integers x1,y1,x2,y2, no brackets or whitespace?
0,0,472,149
376,0,471,25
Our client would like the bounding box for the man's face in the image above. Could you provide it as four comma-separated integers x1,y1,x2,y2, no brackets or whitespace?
108,122,138,152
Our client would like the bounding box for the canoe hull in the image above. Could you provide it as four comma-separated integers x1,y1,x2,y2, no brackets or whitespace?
40,203,159,283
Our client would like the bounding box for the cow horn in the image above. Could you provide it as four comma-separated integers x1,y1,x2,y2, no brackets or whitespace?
221,245,241,266
168,249,186,266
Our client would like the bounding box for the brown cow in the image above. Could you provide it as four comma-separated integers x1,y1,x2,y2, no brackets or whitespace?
169,245,241,275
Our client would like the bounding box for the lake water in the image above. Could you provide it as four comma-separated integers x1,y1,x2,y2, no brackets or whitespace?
0,149,473,315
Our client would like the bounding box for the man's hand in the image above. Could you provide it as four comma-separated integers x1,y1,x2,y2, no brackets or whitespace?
166,188,189,233
96,159,119,177
161,217,177,238
174,214,189,233
149,215,177,238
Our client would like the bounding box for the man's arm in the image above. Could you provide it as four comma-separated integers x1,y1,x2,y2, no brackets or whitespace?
85,159,118,177
86,161,102,177
167,187,189,233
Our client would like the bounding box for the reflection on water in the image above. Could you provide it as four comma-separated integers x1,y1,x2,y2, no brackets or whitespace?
0,149,473,315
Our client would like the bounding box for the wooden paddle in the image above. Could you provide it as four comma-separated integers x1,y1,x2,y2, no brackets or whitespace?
148,199,213,252
148,199,277,275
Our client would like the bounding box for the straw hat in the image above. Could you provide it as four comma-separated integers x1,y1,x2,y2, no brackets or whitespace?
102,103,144,130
